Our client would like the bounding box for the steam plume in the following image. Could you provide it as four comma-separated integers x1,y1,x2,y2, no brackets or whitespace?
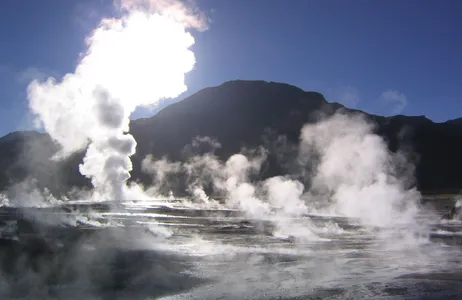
27,0,201,200
300,113,419,227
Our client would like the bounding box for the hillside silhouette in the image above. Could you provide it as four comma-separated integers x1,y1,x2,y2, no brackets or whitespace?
1,80,461,196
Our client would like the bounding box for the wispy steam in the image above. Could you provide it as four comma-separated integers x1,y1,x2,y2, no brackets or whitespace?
116,0,208,30
142,142,314,238
141,110,423,240
27,0,199,200
16,67,58,84
379,90,408,115
328,84,361,108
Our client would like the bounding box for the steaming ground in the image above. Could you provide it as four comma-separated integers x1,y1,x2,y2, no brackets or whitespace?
8,108,462,299
1,197,462,299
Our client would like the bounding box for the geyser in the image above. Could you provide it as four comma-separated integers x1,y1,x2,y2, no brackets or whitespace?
27,0,203,201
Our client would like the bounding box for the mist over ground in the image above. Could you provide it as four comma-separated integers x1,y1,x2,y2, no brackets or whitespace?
1,106,461,299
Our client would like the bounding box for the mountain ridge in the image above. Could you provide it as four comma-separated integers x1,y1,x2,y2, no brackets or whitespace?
0,80,454,143
0,80,461,195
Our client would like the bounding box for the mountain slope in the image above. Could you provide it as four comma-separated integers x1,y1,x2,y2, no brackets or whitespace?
1,80,461,195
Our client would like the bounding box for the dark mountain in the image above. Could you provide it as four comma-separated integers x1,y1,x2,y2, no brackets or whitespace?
447,118,462,126
1,80,461,195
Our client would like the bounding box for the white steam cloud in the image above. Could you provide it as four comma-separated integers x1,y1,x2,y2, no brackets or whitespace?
300,113,419,227
27,0,200,201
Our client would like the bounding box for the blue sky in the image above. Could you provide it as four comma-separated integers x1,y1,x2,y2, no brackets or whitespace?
0,0,461,137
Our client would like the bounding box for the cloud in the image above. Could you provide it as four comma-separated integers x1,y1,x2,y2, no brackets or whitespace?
379,90,408,115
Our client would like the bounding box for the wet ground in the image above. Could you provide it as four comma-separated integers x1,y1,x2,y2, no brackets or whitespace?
0,199,461,299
